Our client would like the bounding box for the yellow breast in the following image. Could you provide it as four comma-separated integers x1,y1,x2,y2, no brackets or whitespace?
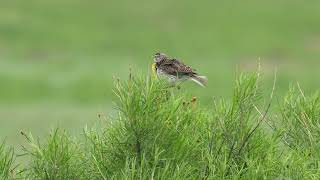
151,63,157,77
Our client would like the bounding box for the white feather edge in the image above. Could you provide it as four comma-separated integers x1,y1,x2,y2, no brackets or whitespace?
190,76,207,87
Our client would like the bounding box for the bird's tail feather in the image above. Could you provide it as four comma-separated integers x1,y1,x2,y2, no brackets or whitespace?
191,75,208,87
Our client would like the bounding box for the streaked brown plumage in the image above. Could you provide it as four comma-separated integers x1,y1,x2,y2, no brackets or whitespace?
153,52,207,87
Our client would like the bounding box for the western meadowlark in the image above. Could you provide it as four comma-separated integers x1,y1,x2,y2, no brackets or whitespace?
152,52,207,87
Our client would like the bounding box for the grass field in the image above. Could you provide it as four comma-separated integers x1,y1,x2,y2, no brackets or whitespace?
1,0,320,151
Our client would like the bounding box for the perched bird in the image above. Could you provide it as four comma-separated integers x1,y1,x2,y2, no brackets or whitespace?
152,52,207,87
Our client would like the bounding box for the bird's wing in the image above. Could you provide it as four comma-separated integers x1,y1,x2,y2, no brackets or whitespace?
161,59,197,76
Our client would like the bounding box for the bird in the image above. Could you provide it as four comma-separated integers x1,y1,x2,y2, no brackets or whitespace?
152,52,207,87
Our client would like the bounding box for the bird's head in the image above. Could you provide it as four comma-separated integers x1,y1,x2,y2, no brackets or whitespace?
153,52,167,63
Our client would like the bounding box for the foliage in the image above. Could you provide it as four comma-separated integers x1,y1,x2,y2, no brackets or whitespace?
20,130,85,179
275,85,320,179
0,141,14,179
1,71,320,179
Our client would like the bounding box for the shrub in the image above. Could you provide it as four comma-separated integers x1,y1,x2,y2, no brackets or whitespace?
82,71,283,179
0,141,14,179
275,85,320,179
4,70,320,179
21,130,85,179
83,76,208,179
201,72,281,179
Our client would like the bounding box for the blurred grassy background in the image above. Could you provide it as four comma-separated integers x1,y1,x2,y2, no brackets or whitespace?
1,0,320,147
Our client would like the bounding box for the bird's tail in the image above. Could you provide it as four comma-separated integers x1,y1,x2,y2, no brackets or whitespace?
191,75,208,87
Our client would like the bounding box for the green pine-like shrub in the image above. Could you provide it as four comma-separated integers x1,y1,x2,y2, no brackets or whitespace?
0,141,14,179
20,130,86,179
1,70,320,179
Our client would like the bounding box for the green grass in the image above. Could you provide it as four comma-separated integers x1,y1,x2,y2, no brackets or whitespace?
0,141,14,179
1,71,320,179
1,0,320,159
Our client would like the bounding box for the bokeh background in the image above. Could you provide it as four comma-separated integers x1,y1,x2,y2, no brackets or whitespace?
1,1,320,147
